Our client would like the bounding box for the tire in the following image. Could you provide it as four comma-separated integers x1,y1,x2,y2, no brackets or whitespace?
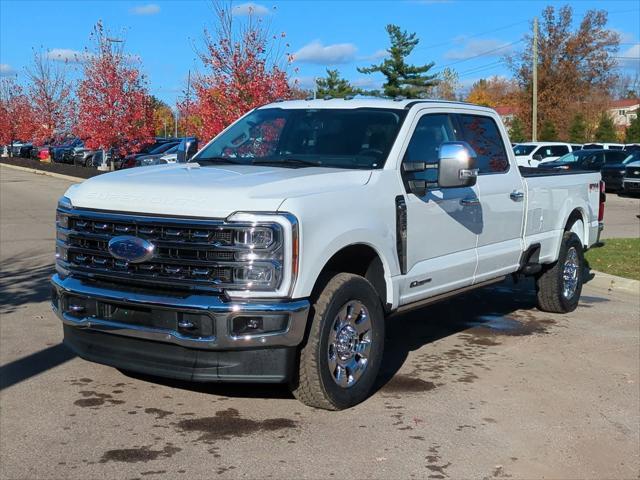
536,231,584,313
291,272,385,410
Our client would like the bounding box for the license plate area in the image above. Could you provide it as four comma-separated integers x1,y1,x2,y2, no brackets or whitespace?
62,294,214,338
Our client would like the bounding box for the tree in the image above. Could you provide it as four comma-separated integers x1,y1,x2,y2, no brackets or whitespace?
594,113,616,141
76,22,154,155
509,116,526,143
149,96,175,137
568,113,587,143
25,49,75,144
432,68,459,101
357,24,438,98
184,2,292,140
508,6,620,140
625,114,640,143
0,77,36,146
315,69,360,98
540,120,558,141
466,76,519,107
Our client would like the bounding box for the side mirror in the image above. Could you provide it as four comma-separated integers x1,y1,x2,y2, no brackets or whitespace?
437,142,478,188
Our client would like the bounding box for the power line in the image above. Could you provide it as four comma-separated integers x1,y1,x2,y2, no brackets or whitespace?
437,39,523,70
414,19,528,52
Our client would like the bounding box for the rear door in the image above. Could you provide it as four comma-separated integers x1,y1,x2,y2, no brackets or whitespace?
455,112,526,283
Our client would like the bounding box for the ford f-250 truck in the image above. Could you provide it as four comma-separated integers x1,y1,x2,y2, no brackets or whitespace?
52,99,605,410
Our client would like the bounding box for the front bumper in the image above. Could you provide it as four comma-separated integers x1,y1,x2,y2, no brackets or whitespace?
51,275,310,382
623,178,640,191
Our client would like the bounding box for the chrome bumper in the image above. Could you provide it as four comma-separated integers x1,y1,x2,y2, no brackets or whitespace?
51,274,310,350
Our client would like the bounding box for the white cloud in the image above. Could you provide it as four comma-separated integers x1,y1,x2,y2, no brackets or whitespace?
0,64,17,76
619,44,640,68
293,41,358,65
359,49,388,61
351,77,383,89
232,2,271,16
130,4,160,15
444,38,513,60
46,49,92,63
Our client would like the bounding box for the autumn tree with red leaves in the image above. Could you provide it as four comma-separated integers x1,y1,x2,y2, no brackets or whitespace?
25,50,75,144
0,77,37,146
182,2,293,140
76,22,154,155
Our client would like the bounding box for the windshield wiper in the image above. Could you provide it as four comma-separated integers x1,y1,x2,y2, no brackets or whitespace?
252,157,323,168
192,157,248,165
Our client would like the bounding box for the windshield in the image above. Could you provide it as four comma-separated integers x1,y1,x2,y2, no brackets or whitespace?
513,145,536,156
620,152,640,164
554,151,596,163
194,108,407,169
605,150,637,164
149,142,178,155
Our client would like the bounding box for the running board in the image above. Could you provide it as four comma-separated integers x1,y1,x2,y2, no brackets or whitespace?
389,276,507,317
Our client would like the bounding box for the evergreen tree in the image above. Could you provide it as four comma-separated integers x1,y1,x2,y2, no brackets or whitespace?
568,113,587,143
357,24,438,98
594,113,616,142
315,69,360,98
509,116,526,143
540,120,558,141
624,114,640,143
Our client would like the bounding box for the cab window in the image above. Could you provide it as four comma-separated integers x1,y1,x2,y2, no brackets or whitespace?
457,114,509,174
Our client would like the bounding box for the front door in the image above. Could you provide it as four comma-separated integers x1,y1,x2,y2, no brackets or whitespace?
398,111,480,306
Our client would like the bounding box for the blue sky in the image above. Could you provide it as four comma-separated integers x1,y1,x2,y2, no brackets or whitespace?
1,0,639,106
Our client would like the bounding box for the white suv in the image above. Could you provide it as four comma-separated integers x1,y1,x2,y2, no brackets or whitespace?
513,142,573,167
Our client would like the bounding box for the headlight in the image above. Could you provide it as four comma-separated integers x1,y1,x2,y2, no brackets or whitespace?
225,212,299,298
56,196,72,228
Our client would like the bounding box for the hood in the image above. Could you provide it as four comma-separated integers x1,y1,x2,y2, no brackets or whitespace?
66,163,372,218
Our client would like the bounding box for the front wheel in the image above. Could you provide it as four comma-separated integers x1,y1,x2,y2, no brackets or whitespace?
291,273,384,410
536,231,584,313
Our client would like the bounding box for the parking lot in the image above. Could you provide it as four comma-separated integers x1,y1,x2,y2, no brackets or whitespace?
1,165,638,479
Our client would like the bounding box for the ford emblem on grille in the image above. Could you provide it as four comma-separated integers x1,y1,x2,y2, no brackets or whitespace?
108,236,155,263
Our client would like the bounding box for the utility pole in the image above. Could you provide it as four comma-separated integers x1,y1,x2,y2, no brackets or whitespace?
532,17,538,142
174,108,178,138
185,70,191,137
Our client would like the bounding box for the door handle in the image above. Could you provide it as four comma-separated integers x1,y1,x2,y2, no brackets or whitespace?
510,191,525,201
460,197,480,206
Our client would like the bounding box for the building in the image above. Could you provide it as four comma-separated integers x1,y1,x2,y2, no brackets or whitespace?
608,98,639,128
494,105,518,128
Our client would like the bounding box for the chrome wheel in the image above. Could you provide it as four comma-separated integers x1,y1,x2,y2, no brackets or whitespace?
327,300,372,388
562,246,579,299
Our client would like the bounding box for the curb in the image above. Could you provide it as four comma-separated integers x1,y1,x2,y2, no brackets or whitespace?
0,162,84,182
588,270,639,294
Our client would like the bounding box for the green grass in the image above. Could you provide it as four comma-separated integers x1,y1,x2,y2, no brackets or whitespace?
585,238,640,281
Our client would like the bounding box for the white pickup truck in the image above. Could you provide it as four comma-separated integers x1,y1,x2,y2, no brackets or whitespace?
52,99,605,410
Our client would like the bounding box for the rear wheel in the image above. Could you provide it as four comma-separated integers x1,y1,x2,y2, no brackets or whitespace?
291,273,384,410
536,231,584,313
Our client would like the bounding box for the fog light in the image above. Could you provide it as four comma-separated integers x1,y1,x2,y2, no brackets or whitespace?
231,314,288,336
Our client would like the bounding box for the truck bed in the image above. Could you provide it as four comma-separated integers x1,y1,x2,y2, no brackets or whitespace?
518,166,600,177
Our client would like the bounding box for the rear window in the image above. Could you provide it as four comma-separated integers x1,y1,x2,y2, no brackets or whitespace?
605,151,630,164
583,143,603,150
457,114,509,174
549,145,569,156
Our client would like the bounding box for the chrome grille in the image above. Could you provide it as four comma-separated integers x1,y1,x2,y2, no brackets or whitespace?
56,208,282,290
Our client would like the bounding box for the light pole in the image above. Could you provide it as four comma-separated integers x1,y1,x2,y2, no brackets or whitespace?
105,37,123,171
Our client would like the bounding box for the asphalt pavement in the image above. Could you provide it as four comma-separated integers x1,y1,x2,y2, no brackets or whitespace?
1,165,638,480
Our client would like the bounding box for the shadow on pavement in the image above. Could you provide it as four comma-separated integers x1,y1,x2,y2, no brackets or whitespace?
0,259,55,315
0,343,76,391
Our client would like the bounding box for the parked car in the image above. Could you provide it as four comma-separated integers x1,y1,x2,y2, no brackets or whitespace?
120,138,180,167
51,138,83,163
72,148,96,167
537,149,621,171
31,145,51,161
88,149,122,170
601,151,639,192
513,142,573,167
622,160,640,195
120,141,180,169
582,143,625,150
624,144,640,152
53,98,604,410
19,143,34,158
9,141,27,157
